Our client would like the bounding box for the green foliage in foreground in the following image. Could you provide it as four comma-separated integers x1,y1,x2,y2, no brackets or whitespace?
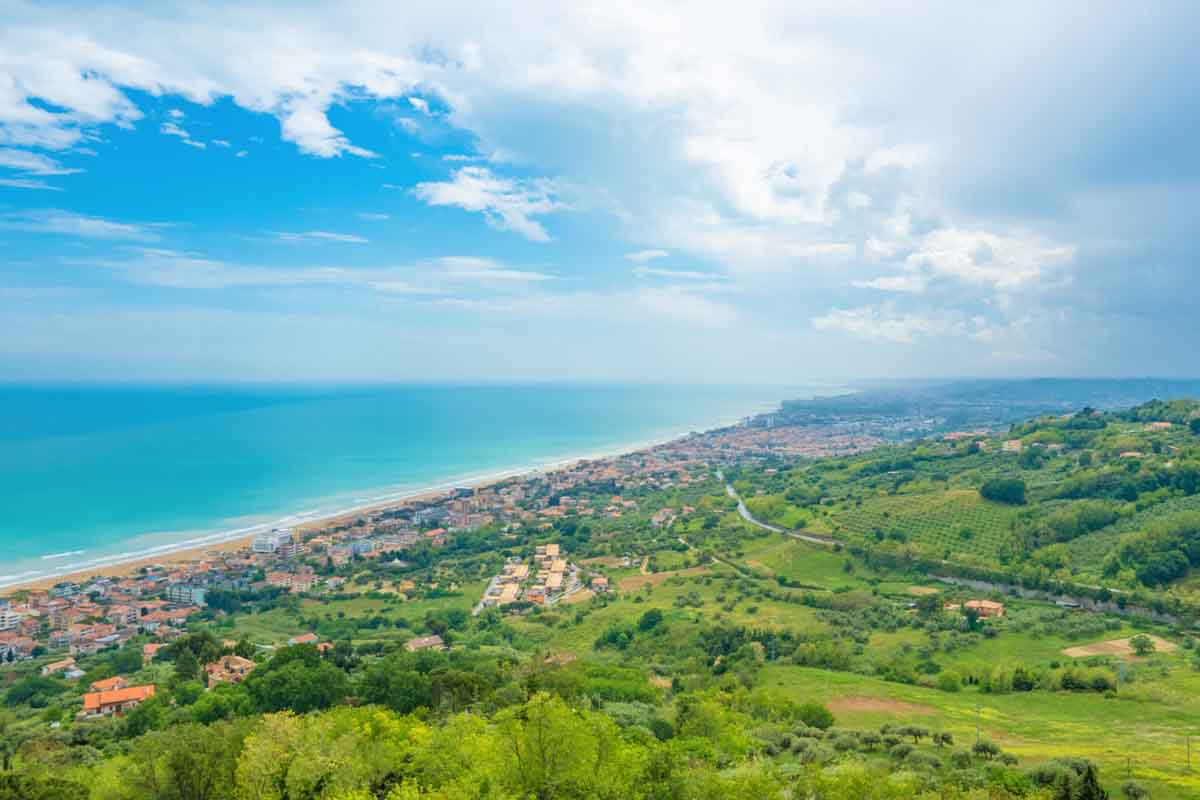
40,694,1062,800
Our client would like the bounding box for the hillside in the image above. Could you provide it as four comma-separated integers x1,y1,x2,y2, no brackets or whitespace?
3,398,1200,798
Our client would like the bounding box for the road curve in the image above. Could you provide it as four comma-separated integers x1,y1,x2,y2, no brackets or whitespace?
717,469,838,548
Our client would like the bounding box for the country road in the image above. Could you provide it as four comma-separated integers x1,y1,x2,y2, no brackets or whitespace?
717,469,837,548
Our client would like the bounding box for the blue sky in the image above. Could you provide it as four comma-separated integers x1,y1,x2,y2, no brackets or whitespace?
1,1,1198,383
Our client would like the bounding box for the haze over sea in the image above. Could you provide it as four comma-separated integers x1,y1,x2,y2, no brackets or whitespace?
0,383,814,588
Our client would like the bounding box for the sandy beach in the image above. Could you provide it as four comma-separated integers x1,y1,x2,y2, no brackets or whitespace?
0,425,711,595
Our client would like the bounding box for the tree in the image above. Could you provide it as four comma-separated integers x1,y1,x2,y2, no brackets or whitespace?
637,608,664,631
1129,634,1156,656
247,659,349,713
0,775,89,800
796,702,835,730
1190,417,1200,436
980,478,1027,505
174,648,201,684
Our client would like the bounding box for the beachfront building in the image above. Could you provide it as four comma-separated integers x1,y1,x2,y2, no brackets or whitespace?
253,529,296,555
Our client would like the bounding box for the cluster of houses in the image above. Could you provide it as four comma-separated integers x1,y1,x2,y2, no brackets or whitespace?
480,543,584,610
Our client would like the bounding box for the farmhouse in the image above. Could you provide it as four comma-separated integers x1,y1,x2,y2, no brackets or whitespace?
964,599,1006,618
205,655,256,686
405,635,446,653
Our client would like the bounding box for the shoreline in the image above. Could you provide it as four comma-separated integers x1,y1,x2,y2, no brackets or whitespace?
0,411,762,594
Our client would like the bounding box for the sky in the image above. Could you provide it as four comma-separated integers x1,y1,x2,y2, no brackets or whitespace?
1,1,1198,384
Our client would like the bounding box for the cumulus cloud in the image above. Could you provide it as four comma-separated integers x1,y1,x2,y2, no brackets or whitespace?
412,167,565,242
0,2,1195,378
811,304,971,344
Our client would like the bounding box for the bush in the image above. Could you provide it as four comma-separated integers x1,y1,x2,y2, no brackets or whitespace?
1121,779,1149,799
936,671,961,692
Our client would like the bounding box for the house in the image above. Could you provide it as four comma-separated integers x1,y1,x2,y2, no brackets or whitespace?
963,599,1006,618
1001,440,1023,453
41,658,76,677
142,643,165,664
90,676,128,692
404,635,445,653
81,684,155,718
205,655,256,686
590,576,609,592
288,632,319,646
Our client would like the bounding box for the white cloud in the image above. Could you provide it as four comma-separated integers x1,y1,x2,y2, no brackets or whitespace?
412,166,565,242
73,248,554,293
632,266,724,281
435,256,553,282
273,231,370,244
905,228,1076,291
634,286,738,326
0,148,82,175
812,304,968,344
160,121,206,149
408,96,430,114
356,212,390,221
1,209,160,240
0,177,62,190
626,249,669,263
852,274,927,293
211,139,231,147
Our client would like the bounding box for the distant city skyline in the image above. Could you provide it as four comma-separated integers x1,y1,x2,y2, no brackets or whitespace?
1,1,1197,383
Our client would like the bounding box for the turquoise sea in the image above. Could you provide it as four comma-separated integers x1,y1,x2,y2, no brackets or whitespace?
0,384,814,589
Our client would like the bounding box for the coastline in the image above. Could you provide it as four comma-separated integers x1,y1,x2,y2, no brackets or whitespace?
0,411,761,594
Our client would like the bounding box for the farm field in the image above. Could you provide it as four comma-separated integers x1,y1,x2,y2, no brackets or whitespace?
828,489,1020,559
760,664,1200,798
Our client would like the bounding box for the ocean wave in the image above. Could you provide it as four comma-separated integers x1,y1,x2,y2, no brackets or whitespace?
41,550,86,560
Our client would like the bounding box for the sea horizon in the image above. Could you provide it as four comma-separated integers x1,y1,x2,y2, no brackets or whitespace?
0,382,838,589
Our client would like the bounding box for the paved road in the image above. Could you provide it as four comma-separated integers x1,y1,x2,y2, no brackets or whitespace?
718,469,837,548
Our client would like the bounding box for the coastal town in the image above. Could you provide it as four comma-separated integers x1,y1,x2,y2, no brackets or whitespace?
0,415,883,681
